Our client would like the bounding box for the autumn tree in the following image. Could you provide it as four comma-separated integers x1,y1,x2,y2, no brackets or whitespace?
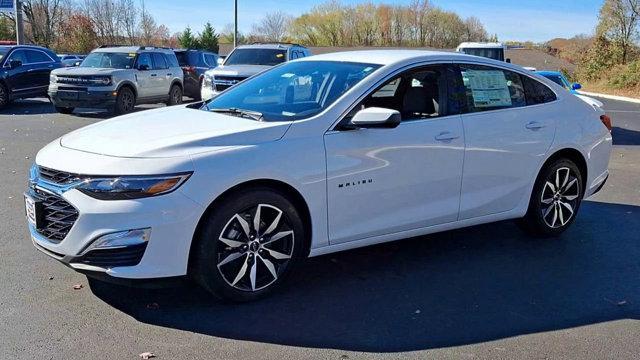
598,0,639,63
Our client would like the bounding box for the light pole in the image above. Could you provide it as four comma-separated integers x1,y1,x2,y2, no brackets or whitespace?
233,0,238,48
14,0,24,45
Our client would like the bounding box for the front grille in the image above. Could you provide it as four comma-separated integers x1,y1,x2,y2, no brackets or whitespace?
35,189,79,243
38,166,82,185
77,243,147,267
213,76,248,92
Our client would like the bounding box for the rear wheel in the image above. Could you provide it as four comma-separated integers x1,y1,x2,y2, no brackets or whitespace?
519,158,583,237
114,87,135,115
167,84,183,106
55,106,74,114
193,188,305,302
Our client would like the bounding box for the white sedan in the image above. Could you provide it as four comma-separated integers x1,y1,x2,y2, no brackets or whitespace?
25,50,612,301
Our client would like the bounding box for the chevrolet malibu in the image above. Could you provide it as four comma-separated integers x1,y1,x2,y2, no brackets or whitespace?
25,51,612,302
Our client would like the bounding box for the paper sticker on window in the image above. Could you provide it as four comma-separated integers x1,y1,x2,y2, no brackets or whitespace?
463,70,512,108
276,53,284,58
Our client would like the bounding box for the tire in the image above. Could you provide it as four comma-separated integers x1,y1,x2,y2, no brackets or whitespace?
193,187,306,302
194,78,203,101
114,87,135,115
518,158,584,237
167,84,183,106
0,83,9,109
55,106,74,114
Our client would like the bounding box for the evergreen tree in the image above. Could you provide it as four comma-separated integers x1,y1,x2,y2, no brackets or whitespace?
199,22,220,52
178,27,200,49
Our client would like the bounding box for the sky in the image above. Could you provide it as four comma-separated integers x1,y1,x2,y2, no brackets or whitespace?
148,0,605,42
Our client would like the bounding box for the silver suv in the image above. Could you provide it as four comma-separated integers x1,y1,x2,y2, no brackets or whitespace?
49,46,183,114
201,43,311,100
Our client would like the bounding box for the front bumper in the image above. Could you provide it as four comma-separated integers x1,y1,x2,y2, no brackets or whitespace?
27,159,205,281
49,89,117,108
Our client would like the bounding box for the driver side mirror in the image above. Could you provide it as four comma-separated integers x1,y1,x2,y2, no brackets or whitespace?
138,64,150,71
7,59,22,69
572,82,582,90
350,107,401,129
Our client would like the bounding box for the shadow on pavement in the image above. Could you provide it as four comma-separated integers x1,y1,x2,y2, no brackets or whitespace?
89,200,640,352
0,99,56,115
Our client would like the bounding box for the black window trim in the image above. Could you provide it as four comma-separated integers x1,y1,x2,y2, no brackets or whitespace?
3,48,55,67
331,61,460,132
452,60,560,116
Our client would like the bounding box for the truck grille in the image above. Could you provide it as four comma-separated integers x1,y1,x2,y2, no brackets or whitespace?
34,189,79,243
38,166,82,185
213,76,248,91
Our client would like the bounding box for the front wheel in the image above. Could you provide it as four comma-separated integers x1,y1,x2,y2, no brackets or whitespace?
0,83,9,109
114,87,135,115
518,158,583,237
193,188,305,302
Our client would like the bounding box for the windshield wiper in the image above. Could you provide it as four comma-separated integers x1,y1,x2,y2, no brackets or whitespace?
209,107,263,121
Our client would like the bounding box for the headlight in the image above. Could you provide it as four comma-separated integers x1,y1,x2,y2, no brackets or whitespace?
77,173,192,200
203,74,213,87
50,74,57,83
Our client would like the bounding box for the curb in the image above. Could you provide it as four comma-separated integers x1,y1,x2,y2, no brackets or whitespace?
577,90,640,104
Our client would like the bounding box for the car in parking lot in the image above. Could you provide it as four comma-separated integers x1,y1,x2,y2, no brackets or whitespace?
0,45,62,109
201,43,310,100
48,46,183,114
536,70,604,109
26,50,612,302
174,49,219,100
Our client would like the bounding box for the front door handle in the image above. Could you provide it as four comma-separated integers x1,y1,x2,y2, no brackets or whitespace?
166,73,172,76
525,121,546,130
150,73,157,77
435,131,460,141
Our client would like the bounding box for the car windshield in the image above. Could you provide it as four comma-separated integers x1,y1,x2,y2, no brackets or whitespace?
80,52,136,69
542,74,570,89
224,48,287,66
204,61,380,121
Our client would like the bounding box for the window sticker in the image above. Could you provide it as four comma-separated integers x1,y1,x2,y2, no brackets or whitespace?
463,70,512,108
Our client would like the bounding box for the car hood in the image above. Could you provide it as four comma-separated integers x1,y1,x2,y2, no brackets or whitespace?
59,106,291,158
51,67,123,76
207,64,272,78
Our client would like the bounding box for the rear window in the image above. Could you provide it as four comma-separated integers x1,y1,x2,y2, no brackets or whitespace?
523,76,557,105
458,64,526,112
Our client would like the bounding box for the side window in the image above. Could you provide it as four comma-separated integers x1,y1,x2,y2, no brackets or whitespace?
296,50,305,59
459,64,526,112
523,76,557,105
152,53,168,69
290,51,298,60
136,53,153,69
165,53,179,68
349,65,447,121
7,50,28,64
205,54,218,66
26,50,53,64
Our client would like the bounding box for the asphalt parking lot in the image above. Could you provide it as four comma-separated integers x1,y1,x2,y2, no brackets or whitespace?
1,98,639,359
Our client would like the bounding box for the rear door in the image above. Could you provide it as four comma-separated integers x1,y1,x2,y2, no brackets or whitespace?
24,49,56,92
454,63,557,220
152,52,171,97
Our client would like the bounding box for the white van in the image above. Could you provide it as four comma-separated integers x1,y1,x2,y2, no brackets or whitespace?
456,42,508,62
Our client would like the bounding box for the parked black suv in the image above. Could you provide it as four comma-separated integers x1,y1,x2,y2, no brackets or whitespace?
0,45,62,109
174,49,218,99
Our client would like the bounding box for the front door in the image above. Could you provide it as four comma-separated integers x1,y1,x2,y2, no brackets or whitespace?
134,53,154,100
324,64,465,244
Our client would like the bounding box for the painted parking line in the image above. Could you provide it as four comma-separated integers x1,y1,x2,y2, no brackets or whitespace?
604,110,640,113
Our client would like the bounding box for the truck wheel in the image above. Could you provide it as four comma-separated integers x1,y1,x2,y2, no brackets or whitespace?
55,106,74,114
115,87,135,115
167,84,183,106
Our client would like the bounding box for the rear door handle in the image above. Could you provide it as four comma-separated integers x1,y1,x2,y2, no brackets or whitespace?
435,131,460,141
525,121,546,130
166,73,172,76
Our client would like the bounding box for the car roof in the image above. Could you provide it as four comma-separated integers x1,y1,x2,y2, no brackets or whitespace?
0,44,54,52
235,43,304,50
94,46,174,54
457,42,505,49
297,50,493,66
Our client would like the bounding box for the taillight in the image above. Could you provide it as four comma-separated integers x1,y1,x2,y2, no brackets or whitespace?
600,114,612,132
182,66,196,74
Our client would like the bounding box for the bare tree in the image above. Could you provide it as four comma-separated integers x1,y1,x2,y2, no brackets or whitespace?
252,11,291,42
20,0,66,47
